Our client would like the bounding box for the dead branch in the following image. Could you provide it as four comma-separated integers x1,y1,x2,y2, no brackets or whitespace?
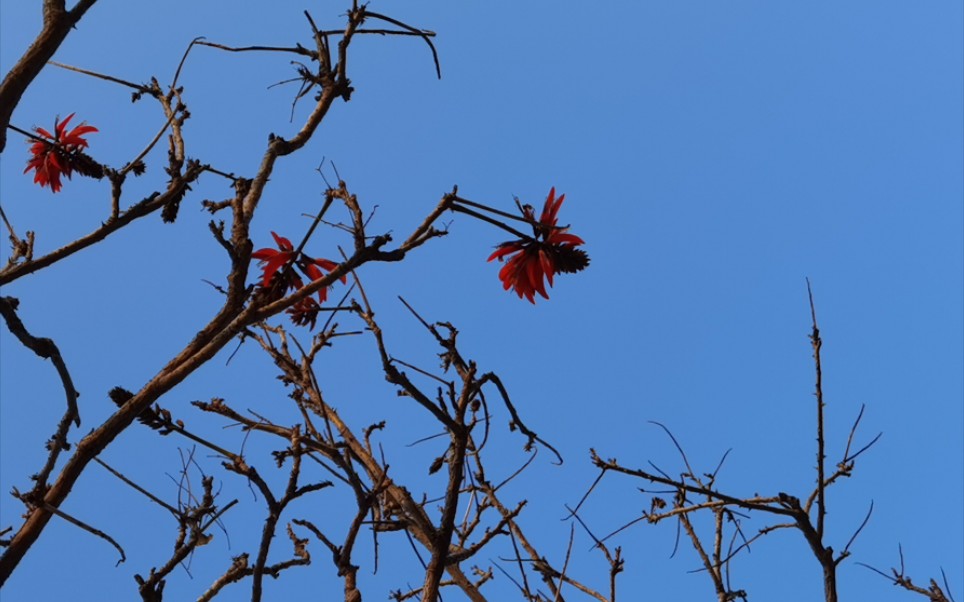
859,555,954,602
134,475,238,600
0,5,456,582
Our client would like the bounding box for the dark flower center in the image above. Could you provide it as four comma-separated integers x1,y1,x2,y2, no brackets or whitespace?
549,245,590,274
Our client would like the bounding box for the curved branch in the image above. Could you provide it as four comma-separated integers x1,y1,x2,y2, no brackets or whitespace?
0,296,79,427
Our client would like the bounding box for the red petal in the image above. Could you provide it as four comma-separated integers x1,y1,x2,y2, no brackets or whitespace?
521,280,535,303
488,242,523,262
312,257,337,272
47,151,63,172
251,248,281,261
260,255,290,287
56,113,76,139
539,187,556,224
548,232,584,246
540,187,565,227
66,124,98,138
313,257,346,284
44,153,70,188
498,261,517,290
302,262,323,282
270,231,293,251
526,254,548,300
48,171,63,193
539,249,555,287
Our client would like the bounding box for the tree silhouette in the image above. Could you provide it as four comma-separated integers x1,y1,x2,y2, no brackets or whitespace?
0,2,956,601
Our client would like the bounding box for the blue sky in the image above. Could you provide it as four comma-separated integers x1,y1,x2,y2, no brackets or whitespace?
1,1,961,600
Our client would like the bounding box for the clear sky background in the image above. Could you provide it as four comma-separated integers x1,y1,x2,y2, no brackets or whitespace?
1,2,961,601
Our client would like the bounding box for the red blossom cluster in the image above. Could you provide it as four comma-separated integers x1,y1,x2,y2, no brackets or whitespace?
23,113,98,193
487,187,589,303
251,231,346,329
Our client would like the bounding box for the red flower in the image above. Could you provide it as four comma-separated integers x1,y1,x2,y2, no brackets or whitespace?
287,297,322,329
251,231,346,326
251,231,297,289
23,113,98,193
487,187,589,303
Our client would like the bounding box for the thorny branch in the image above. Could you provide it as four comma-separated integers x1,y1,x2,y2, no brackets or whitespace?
0,6,453,586
134,473,239,602
183,275,617,600
859,547,955,602
577,289,893,602
1,2,950,601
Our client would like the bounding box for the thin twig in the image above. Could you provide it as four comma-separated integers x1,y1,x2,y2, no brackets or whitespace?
42,503,125,566
93,457,179,516
807,278,827,539
49,60,152,93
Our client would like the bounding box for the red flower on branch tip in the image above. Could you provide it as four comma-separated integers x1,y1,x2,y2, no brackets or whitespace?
487,187,589,303
251,231,346,328
23,113,100,193
287,297,322,330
